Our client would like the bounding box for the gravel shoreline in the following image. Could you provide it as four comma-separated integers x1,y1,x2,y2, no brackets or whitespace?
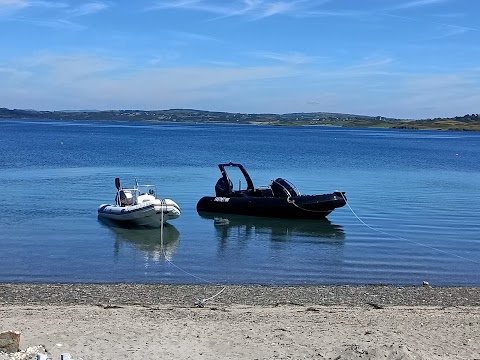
1,283,479,307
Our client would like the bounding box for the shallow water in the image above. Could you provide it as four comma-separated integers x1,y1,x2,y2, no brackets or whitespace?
1,119,479,285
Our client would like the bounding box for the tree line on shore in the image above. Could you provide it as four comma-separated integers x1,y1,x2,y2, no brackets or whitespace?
1,107,479,131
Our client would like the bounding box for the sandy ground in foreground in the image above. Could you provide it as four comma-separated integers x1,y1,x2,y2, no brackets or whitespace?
1,284,479,359
1,305,479,360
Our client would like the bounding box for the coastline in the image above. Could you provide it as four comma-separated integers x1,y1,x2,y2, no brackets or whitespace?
1,284,479,359
2,115,480,132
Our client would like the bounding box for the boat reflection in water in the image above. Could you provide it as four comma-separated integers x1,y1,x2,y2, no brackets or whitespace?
198,212,345,246
99,218,180,261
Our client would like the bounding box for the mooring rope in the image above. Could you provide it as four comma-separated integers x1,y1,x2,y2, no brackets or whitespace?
339,192,480,265
159,199,226,307
287,195,332,213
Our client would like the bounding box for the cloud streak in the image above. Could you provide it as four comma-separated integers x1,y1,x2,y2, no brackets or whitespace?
147,0,332,20
1,51,294,110
382,12,479,38
0,0,110,24
392,0,448,10
66,2,110,17
0,0,28,15
251,51,315,65
2,51,479,118
0,0,28,8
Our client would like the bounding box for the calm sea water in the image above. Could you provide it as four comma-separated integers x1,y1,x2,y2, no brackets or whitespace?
1,119,479,286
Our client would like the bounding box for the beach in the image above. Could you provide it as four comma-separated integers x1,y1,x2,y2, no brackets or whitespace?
1,284,479,359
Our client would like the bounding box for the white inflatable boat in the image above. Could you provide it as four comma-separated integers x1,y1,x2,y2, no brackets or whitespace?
98,178,181,227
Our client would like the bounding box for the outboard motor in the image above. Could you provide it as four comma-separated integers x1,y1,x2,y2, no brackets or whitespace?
271,178,300,198
215,177,233,197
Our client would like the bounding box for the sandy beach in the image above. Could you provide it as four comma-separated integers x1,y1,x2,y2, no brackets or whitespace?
1,284,479,359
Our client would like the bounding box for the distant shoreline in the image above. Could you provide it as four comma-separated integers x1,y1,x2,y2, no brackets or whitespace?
1,108,480,131
2,116,480,132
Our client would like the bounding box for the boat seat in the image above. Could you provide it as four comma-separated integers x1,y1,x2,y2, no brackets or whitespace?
119,190,133,206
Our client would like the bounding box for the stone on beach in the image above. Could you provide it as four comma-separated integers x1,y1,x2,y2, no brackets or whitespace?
0,331,20,353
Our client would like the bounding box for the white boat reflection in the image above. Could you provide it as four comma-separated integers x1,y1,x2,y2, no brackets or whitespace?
198,212,345,244
99,218,180,261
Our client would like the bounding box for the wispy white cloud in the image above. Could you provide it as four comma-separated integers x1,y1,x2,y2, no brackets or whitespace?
167,30,222,42
21,52,123,84
0,0,28,14
406,74,475,90
438,24,470,37
298,67,480,119
383,12,478,38
349,56,394,70
30,1,68,9
0,0,28,7
0,64,31,81
147,0,234,16
1,51,293,110
2,50,479,118
206,60,239,67
1,0,109,14
430,12,465,18
251,51,315,65
0,1,94,28
296,9,364,18
66,2,109,17
253,1,299,19
16,17,86,30
388,73,480,118
305,55,396,79
147,0,332,20
145,0,400,22
379,0,479,38
392,0,448,10
0,1,109,24
147,51,181,66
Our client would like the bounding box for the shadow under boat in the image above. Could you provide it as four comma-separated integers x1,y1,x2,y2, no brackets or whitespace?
198,211,345,243
98,218,180,261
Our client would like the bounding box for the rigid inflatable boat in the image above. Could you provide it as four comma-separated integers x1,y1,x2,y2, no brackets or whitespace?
196,162,346,220
98,178,181,227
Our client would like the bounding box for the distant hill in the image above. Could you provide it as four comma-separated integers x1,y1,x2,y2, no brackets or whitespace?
1,107,479,131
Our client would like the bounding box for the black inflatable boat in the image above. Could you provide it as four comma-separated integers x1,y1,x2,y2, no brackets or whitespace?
196,162,346,220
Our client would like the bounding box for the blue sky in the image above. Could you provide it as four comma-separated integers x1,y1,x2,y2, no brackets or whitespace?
1,0,479,119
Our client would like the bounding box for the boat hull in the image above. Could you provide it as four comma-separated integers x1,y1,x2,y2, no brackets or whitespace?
196,192,346,220
98,199,181,227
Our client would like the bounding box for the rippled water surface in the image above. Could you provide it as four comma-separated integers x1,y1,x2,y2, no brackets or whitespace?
1,119,479,286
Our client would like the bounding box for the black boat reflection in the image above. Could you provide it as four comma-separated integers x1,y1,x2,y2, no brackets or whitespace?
99,218,180,261
198,211,345,244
